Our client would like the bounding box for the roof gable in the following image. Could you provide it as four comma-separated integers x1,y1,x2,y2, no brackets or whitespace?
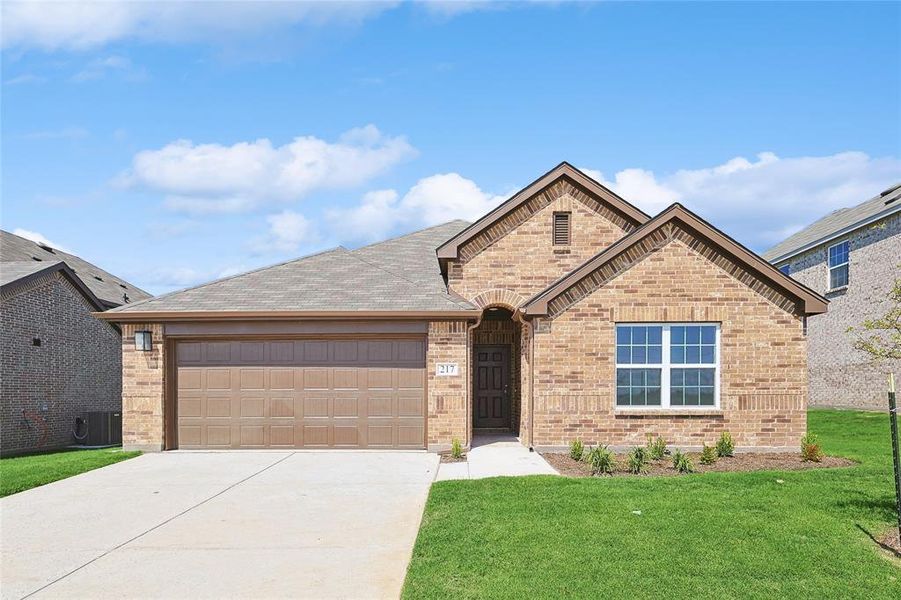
1,261,106,311
0,230,151,307
436,162,650,261
522,204,828,317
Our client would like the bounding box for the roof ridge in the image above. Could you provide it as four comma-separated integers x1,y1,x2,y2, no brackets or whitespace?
351,220,471,252
108,245,348,313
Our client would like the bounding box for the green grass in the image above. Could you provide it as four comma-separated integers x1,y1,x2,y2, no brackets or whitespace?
1,447,141,497
404,409,901,599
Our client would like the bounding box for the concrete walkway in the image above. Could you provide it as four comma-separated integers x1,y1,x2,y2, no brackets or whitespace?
435,435,558,480
1,451,438,600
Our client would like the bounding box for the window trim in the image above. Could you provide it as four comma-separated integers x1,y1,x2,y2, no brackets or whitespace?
552,211,571,246
826,240,850,291
614,323,721,410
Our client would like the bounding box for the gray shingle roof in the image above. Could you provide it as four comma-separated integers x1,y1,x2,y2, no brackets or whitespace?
0,260,61,287
108,220,475,314
0,230,152,307
763,183,901,263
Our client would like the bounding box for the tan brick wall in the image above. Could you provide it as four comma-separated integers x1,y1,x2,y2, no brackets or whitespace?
447,187,632,306
1,272,122,455
531,236,808,450
121,323,166,452
426,321,469,449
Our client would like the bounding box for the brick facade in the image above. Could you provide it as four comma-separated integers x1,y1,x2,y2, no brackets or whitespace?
775,212,901,410
120,323,166,452
1,272,121,455
426,321,469,450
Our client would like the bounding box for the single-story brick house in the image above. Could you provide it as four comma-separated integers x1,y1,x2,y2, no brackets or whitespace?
99,163,827,452
1,230,152,455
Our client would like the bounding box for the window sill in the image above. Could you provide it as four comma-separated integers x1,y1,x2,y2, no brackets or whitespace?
614,408,724,417
826,285,848,295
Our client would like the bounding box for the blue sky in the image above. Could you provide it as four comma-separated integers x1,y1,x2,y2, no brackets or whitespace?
2,1,900,295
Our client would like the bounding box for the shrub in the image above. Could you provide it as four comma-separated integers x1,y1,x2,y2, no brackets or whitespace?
450,438,464,460
672,450,695,474
627,447,648,474
646,435,668,460
569,439,585,461
715,431,735,457
699,444,717,465
586,445,617,476
800,432,824,462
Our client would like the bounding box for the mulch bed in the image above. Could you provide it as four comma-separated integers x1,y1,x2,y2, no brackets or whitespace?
439,453,467,463
542,451,855,478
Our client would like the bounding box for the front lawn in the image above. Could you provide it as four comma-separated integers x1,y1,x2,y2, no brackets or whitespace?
0,447,141,497
404,409,901,598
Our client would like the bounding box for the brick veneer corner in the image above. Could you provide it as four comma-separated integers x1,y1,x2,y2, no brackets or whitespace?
121,323,166,451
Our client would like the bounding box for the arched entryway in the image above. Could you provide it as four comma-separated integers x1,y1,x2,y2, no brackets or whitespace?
471,307,522,435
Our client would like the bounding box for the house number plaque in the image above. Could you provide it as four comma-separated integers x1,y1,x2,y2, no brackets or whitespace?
436,363,459,377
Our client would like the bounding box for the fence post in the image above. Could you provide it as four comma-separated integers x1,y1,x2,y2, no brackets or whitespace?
888,373,901,542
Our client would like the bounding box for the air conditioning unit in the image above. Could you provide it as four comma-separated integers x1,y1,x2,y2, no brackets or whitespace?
75,411,122,446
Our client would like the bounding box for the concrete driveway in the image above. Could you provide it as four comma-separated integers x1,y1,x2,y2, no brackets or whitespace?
1,451,439,600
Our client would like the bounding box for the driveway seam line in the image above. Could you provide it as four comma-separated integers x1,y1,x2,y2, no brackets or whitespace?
20,452,295,600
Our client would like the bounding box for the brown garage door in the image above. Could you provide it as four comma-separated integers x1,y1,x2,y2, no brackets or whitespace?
174,339,426,449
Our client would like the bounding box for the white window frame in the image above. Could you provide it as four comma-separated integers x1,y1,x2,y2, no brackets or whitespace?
615,323,721,410
827,240,850,291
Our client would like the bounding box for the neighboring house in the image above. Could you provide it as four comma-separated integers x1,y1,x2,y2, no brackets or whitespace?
763,184,901,411
99,163,826,453
1,231,152,454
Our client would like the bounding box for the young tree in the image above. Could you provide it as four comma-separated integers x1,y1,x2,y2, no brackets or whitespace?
848,268,901,360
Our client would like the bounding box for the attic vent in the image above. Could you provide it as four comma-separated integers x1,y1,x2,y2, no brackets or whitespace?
32,256,42,261
118,283,127,289
37,243,55,254
880,183,901,197
93,275,103,282
553,212,571,246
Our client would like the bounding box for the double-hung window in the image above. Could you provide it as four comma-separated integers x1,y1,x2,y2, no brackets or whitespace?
615,324,720,408
827,241,849,290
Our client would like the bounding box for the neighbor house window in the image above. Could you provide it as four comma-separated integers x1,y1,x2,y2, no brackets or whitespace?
827,241,849,290
553,212,571,246
615,324,720,408
779,264,791,275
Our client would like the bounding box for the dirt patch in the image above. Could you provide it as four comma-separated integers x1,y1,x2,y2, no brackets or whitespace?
542,451,855,478
876,529,901,557
439,453,467,463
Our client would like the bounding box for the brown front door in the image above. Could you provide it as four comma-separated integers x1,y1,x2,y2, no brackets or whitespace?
473,345,510,429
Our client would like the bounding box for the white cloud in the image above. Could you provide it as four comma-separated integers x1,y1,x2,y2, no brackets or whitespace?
328,172,509,243
1,1,395,51
120,125,417,215
70,55,147,82
141,266,205,288
254,210,318,254
4,73,46,85
12,228,73,253
587,151,901,250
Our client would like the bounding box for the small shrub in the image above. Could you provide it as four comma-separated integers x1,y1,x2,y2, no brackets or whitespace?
569,439,585,461
715,431,735,457
699,444,717,466
627,447,648,474
646,435,668,460
450,438,464,460
800,432,824,462
672,450,695,474
586,445,617,476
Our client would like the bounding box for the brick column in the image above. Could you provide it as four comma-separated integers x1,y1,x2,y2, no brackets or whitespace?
121,323,165,451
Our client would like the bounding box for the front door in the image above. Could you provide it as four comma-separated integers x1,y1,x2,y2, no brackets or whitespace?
473,345,510,429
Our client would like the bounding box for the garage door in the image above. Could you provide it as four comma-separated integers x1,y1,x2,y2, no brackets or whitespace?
174,339,426,449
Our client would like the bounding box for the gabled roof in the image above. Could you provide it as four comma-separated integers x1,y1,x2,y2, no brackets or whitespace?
522,203,828,317
436,162,651,260
1,260,106,311
763,183,901,263
100,220,478,321
0,230,152,308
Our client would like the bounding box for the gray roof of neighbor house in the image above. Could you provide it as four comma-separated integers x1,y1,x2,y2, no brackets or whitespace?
1,260,106,310
104,220,476,316
763,183,901,263
0,230,152,308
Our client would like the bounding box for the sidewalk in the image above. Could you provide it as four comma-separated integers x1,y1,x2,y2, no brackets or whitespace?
435,435,558,481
